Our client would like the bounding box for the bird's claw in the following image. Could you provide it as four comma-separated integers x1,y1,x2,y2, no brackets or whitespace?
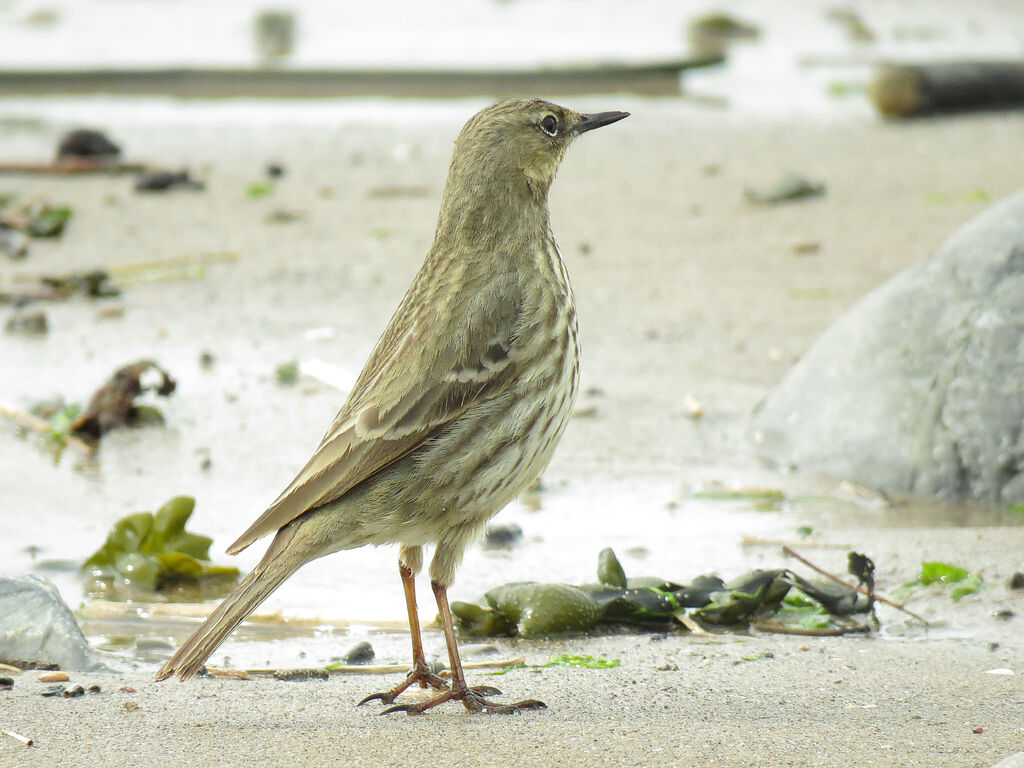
356,664,448,707
376,686,545,716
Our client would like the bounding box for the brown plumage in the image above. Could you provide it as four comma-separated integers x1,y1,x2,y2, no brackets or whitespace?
155,99,628,714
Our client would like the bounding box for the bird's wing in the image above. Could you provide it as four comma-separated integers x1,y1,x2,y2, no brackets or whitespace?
226,269,527,554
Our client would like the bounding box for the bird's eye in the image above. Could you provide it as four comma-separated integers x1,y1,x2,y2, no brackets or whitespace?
540,115,558,136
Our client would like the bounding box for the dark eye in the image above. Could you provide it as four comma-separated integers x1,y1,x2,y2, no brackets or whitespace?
540,114,558,136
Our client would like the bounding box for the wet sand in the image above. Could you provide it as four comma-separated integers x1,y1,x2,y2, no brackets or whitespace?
2,97,1024,766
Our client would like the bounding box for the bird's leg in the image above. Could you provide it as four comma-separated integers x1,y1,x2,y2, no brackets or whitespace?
357,558,447,706
380,580,546,716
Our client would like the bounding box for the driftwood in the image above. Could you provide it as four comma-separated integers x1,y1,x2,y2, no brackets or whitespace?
870,61,1024,117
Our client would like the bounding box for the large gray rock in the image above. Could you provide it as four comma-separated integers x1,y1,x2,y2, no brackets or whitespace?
0,573,100,670
752,189,1024,503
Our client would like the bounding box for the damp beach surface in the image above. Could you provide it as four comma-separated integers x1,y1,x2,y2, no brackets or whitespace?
3,2,1024,766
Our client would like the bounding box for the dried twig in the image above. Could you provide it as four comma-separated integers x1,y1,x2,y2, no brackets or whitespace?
752,621,872,636
204,657,524,679
0,401,96,455
2,729,33,747
0,160,145,175
783,546,929,626
741,536,850,549
674,611,710,636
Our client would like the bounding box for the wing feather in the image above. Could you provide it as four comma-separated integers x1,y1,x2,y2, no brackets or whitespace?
226,269,525,554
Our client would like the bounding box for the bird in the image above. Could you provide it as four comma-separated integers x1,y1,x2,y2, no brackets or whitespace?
154,98,628,715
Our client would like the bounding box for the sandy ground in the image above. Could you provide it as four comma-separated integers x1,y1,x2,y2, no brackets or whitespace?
2,92,1024,766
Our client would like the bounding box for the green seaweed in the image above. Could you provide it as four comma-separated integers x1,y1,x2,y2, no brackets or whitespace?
596,547,627,588
901,561,982,602
488,654,619,675
246,181,273,199
82,496,239,596
275,360,299,385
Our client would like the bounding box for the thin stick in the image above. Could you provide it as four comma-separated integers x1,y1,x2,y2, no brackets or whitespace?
0,401,96,455
783,546,929,626
204,657,525,679
742,536,850,549
674,611,710,636
752,621,872,636
0,160,146,175
436,657,525,677
2,730,33,747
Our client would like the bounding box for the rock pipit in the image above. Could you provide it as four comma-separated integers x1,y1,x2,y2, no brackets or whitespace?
155,99,628,714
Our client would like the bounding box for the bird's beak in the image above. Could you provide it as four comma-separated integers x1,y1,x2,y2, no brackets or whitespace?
573,111,630,134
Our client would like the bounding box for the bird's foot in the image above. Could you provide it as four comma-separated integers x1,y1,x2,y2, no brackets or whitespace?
357,661,448,706
380,684,546,716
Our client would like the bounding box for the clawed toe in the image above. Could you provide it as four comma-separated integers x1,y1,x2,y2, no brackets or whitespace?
376,685,545,716
356,664,448,707
468,684,502,697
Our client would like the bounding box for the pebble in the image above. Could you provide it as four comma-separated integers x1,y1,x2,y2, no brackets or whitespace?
38,671,69,682
339,641,375,665
482,523,523,549
0,677,13,691
62,685,85,698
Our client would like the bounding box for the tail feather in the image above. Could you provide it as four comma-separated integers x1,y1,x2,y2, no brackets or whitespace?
154,526,307,682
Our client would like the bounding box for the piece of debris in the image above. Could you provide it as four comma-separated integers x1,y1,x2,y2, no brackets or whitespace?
791,240,822,256
264,209,304,224
482,523,523,550
2,729,32,746
134,169,205,193
37,671,69,682
273,668,329,682
452,546,912,639
869,61,1024,118
0,677,13,690
70,359,176,438
681,393,704,419
745,172,826,205
82,496,240,597
0,226,29,259
4,308,48,335
338,641,375,665
367,186,431,199
56,129,121,162
254,10,295,59
1008,572,1024,590
275,360,299,385
687,12,760,61
266,163,285,178
825,8,876,43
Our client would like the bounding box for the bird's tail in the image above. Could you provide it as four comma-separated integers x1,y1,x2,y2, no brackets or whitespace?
154,524,312,682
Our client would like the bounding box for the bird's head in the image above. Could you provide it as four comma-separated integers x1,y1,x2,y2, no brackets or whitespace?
448,99,629,200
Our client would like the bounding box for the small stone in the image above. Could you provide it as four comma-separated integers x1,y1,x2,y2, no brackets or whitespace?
37,671,69,682
40,684,65,697
4,308,48,336
340,641,374,665
0,676,13,690
1008,572,1024,590
62,685,85,698
122,700,141,712
482,523,523,549
87,684,101,694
